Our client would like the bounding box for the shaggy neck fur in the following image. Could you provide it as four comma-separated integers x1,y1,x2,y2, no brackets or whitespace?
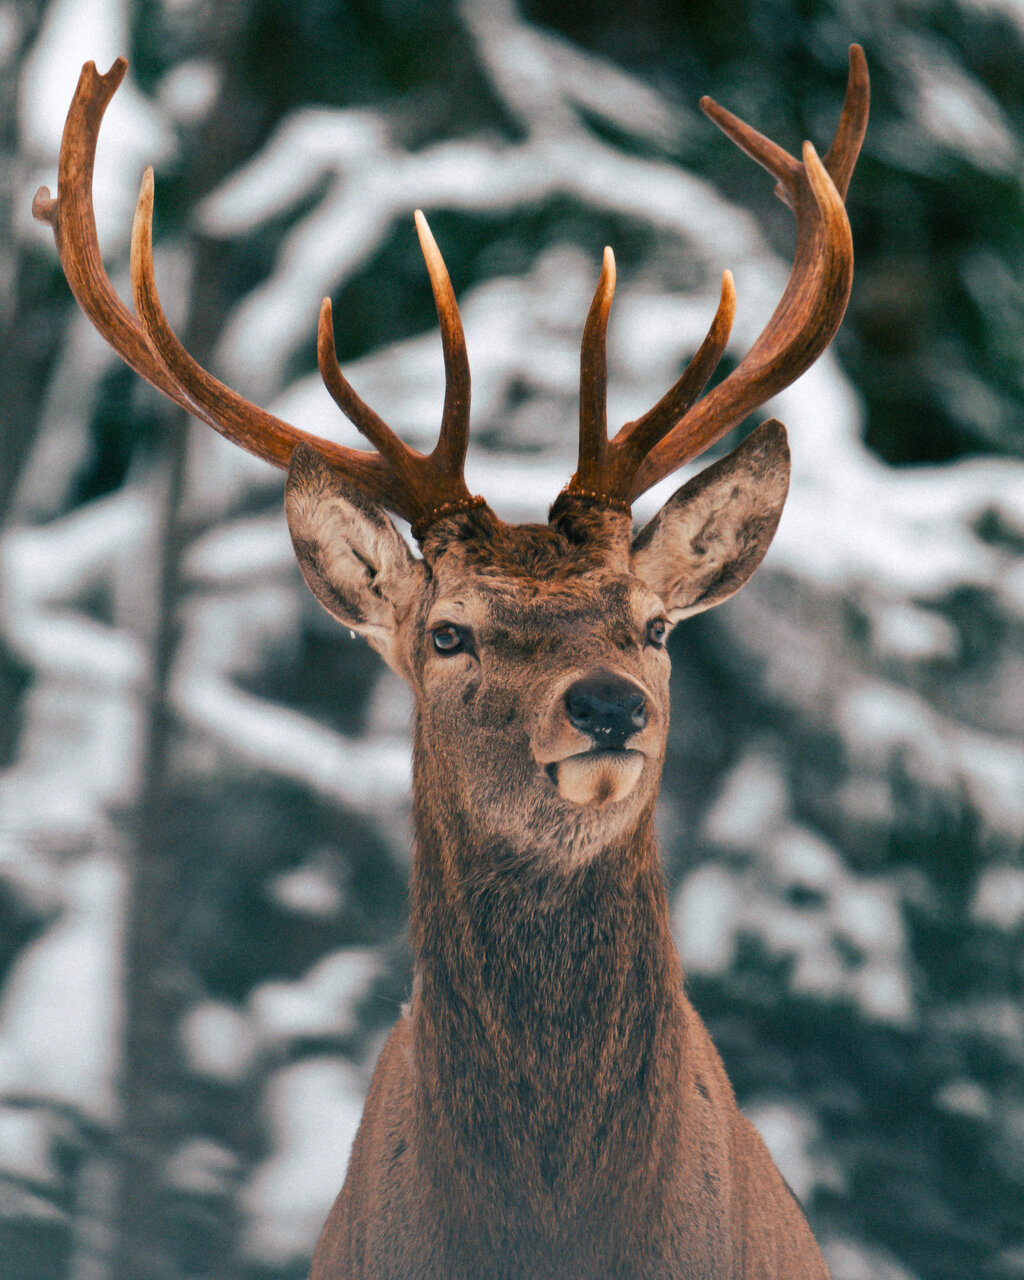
407,738,689,1261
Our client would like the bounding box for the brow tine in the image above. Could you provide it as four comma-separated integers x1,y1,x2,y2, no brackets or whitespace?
41,58,491,536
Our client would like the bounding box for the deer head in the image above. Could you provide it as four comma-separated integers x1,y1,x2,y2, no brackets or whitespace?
34,51,867,860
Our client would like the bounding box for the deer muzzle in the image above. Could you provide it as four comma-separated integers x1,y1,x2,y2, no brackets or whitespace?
534,670,655,808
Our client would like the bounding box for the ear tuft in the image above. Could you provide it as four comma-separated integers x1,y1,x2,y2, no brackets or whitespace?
631,420,790,620
285,445,423,674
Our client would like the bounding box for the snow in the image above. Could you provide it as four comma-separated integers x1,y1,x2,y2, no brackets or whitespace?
0,1104,64,1187
971,866,1024,930
672,862,741,974
181,1002,256,1085
865,600,961,665
838,682,1024,845
239,1058,364,1265
902,31,1021,174
701,752,789,851
267,859,346,920
0,854,124,1124
164,1137,238,1198
248,950,380,1053
156,58,221,127
172,674,411,808
675,750,916,1025
7,0,1024,1271
822,1237,920,1280
742,1100,839,1203
934,1077,993,1120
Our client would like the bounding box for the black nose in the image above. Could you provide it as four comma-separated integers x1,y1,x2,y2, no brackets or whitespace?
564,672,648,749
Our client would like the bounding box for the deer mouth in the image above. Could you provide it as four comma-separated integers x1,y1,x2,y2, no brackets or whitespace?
545,748,645,808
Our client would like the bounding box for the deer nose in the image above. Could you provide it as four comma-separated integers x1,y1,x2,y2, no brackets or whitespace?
564,672,649,749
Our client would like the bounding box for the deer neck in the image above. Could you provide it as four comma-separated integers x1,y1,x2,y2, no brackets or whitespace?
407,745,688,1219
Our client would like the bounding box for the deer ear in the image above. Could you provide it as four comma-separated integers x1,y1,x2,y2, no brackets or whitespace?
631,420,790,621
285,445,424,675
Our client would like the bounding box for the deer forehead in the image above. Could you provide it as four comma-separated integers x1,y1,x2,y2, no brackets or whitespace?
422,568,657,642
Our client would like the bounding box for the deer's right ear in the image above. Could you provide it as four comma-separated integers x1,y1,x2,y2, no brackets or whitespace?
285,445,424,675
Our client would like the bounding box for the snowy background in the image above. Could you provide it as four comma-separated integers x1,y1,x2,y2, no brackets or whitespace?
2,0,1024,1277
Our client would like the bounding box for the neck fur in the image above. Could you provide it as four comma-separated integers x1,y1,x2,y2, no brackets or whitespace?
408,754,688,1231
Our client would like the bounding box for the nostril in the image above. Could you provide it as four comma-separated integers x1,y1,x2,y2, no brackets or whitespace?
566,692,595,732
630,695,648,731
564,672,649,748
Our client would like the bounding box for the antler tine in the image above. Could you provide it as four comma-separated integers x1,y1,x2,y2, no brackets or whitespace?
823,43,870,199
317,298,414,468
557,45,866,514
130,164,389,487
613,269,735,467
39,58,396,500
698,97,803,208
574,247,616,493
628,46,866,500
414,210,471,477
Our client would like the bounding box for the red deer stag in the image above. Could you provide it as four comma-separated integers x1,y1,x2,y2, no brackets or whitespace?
36,48,868,1279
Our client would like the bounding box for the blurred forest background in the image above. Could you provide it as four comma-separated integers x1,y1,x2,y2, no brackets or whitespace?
2,0,1024,1278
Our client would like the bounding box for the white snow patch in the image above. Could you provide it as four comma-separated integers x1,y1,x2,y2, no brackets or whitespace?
822,1235,920,1280
906,33,1020,173
164,1136,239,1197
0,1104,63,1186
240,1057,365,1265
157,58,221,126
673,862,741,975
0,853,123,1123
249,949,380,1053
972,866,1024,930
838,682,1024,844
743,1100,841,1203
701,752,789,851
181,1002,257,1085
934,1077,992,1121
173,672,411,808
867,601,960,665
268,859,346,920
677,788,915,1024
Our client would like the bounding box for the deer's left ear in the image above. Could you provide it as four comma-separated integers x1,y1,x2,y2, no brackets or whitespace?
631,419,790,621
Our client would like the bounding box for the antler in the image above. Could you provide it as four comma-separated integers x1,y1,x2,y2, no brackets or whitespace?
564,44,869,507
34,58,485,538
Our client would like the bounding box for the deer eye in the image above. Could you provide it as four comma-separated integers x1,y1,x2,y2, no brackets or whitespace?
645,617,668,648
432,623,467,655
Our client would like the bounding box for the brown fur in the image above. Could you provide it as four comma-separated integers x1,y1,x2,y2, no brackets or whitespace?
284,431,829,1279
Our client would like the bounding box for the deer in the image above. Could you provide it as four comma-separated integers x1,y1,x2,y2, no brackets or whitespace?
35,47,868,1279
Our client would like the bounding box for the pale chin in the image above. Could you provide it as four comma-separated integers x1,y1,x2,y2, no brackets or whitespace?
551,751,645,808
